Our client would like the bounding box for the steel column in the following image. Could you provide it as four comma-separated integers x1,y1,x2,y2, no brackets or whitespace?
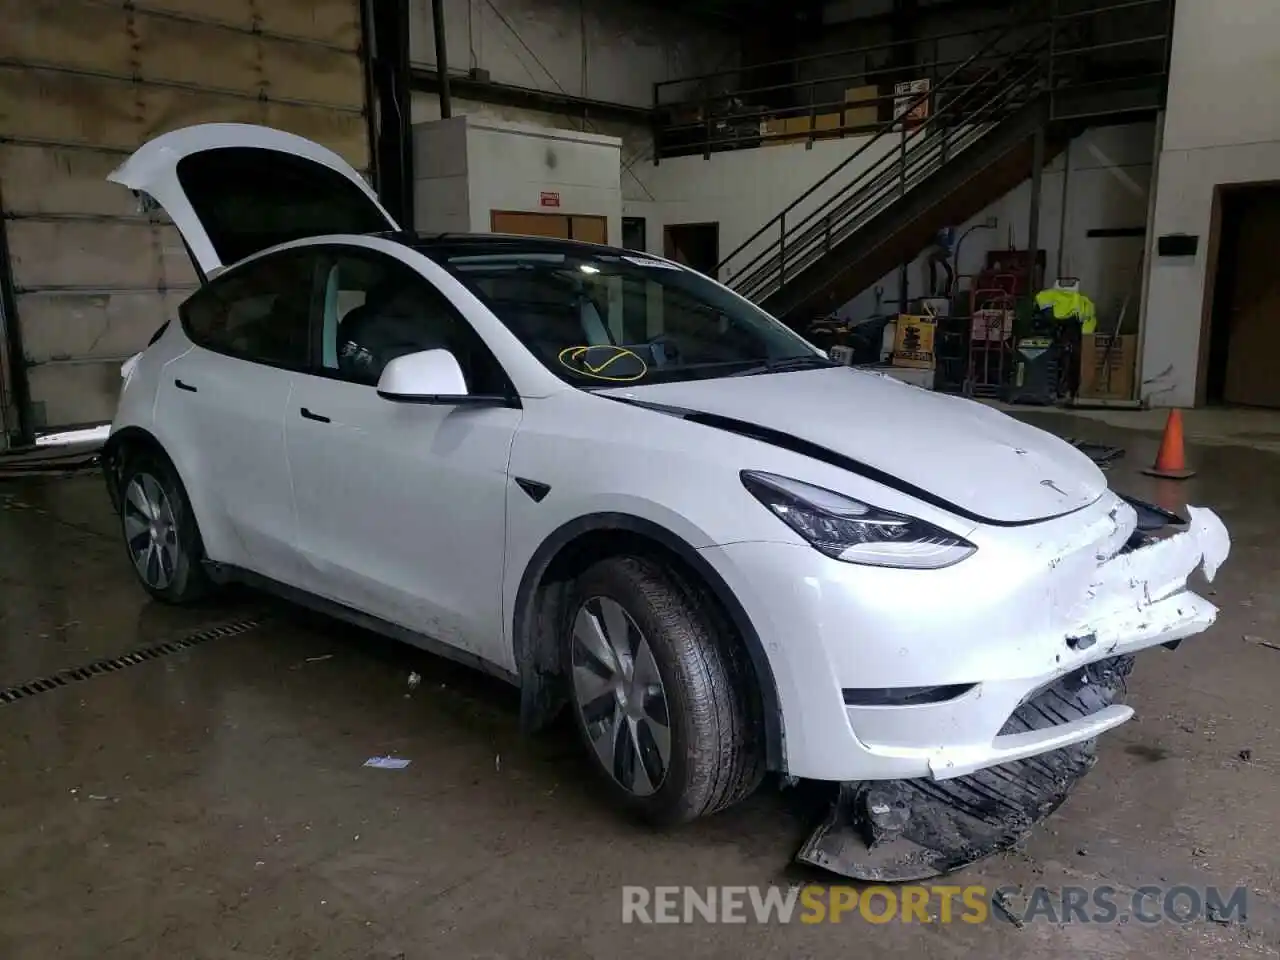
1027,121,1046,291
431,0,453,118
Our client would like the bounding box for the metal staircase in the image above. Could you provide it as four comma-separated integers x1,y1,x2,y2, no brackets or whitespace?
709,1,1172,325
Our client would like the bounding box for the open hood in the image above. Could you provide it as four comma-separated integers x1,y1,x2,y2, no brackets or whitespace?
601,367,1107,525
108,123,398,278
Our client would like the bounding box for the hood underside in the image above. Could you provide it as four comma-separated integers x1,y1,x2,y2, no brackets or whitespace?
600,367,1107,525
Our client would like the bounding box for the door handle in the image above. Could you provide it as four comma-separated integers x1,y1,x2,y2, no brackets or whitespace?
174,379,197,393
300,407,331,423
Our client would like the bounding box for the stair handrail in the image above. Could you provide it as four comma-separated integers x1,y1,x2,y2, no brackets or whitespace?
715,2,1052,279
724,33,1052,291
731,57,1048,302
732,53,1051,302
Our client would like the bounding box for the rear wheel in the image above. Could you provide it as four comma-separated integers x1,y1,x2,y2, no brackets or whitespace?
562,556,763,825
118,449,211,604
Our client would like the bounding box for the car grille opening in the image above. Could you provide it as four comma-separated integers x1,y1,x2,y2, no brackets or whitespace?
843,683,977,707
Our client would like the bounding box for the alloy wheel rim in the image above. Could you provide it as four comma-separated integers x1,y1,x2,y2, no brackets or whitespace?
570,596,672,797
123,473,179,590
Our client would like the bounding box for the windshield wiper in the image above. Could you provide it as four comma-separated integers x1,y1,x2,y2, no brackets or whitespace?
728,355,842,377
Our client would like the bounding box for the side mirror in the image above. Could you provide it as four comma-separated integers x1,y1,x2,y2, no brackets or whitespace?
376,349,469,403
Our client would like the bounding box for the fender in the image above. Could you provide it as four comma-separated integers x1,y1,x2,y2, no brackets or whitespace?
100,425,163,513
512,512,785,771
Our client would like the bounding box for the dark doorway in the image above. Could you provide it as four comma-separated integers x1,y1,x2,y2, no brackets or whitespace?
622,216,646,252
1204,184,1280,407
663,222,720,276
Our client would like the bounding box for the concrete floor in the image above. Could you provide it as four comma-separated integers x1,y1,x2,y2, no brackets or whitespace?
1,411,1278,958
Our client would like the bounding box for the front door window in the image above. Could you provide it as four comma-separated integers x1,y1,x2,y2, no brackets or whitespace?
314,250,511,395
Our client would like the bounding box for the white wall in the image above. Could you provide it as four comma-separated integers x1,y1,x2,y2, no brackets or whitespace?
409,0,738,108
411,93,654,202
839,122,1155,323
467,118,623,242
626,133,900,277
412,115,623,243
413,116,473,233
407,0,735,205
625,119,1154,325
1140,0,1280,408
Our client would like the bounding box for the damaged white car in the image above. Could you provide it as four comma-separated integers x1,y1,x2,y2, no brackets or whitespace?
102,124,1230,880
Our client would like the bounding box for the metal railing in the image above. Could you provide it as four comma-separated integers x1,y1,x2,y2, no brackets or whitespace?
711,0,1172,305
654,0,1172,159
653,23,1040,159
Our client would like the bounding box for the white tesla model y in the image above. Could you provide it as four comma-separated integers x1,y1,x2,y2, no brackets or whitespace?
103,124,1230,878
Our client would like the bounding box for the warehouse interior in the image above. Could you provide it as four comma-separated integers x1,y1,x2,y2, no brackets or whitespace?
2,0,1280,955
4,0,1280,443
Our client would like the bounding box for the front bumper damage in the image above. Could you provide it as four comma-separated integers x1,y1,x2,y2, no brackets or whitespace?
797,504,1231,882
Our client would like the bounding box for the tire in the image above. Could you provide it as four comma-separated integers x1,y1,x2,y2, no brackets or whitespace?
561,555,764,825
117,448,211,604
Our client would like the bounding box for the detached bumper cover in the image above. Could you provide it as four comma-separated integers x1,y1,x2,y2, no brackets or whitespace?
791,506,1231,882
797,655,1137,881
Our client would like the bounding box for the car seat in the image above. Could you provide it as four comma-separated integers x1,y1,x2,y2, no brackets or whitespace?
336,283,455,385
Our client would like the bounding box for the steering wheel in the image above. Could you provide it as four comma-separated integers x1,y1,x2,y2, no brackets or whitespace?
645,334,682,366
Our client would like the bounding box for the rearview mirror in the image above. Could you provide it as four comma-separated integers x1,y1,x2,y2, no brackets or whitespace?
376,349,469,403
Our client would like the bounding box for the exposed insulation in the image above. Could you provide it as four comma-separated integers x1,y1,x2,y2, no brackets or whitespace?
137,0,362,47
0,0,367,432
0,69,368,165
0,145,134,218
19,290,193,364
8,221,193,291
26,363,127,428
0,1,138,75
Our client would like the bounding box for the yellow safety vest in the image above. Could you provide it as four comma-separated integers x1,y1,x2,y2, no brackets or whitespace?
1034,288,1097,334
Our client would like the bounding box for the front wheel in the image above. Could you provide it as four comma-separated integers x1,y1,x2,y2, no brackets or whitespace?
562,556,764,825
118,450,211,604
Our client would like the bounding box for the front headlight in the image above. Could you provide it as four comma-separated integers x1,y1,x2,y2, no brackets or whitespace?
741,471,976,570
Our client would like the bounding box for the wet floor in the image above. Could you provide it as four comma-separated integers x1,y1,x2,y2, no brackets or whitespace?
1,413,1278,958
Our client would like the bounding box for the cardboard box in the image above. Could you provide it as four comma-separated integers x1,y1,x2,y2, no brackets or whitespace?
844,84,880,128
759,118,787,143
1078,334,1136,399
843,105,879,129
758,116,808,145
892,313,937,369
844,85,879,105
813,112,842,137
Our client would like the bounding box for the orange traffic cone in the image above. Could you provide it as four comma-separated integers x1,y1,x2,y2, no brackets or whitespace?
1142,409,1195,480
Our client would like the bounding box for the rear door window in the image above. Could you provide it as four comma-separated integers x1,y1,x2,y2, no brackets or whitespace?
181,249,322,369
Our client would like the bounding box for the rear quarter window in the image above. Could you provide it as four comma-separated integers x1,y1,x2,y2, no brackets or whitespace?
180,251,318,369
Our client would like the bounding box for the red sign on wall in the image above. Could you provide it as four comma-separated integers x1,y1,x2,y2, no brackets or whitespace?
540,191,561,208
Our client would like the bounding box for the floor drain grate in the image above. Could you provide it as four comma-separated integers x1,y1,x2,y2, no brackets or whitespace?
0,616,268,705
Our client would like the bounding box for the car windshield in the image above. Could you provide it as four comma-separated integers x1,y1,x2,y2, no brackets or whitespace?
429,245,832,386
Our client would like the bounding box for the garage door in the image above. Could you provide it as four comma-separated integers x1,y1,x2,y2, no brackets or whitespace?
0,0,369,440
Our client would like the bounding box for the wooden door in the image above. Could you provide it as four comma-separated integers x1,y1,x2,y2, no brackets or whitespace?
1224,193,1280,407
490,211,608,244
569,215,608,245
490,210,570,238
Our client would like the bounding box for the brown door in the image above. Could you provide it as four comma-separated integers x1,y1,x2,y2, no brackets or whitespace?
1223,192,1280,407
489,211,609,244
569,215,608,245
491,210,570,238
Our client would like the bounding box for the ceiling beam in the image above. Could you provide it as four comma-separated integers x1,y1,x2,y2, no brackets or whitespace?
409,68,654,124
